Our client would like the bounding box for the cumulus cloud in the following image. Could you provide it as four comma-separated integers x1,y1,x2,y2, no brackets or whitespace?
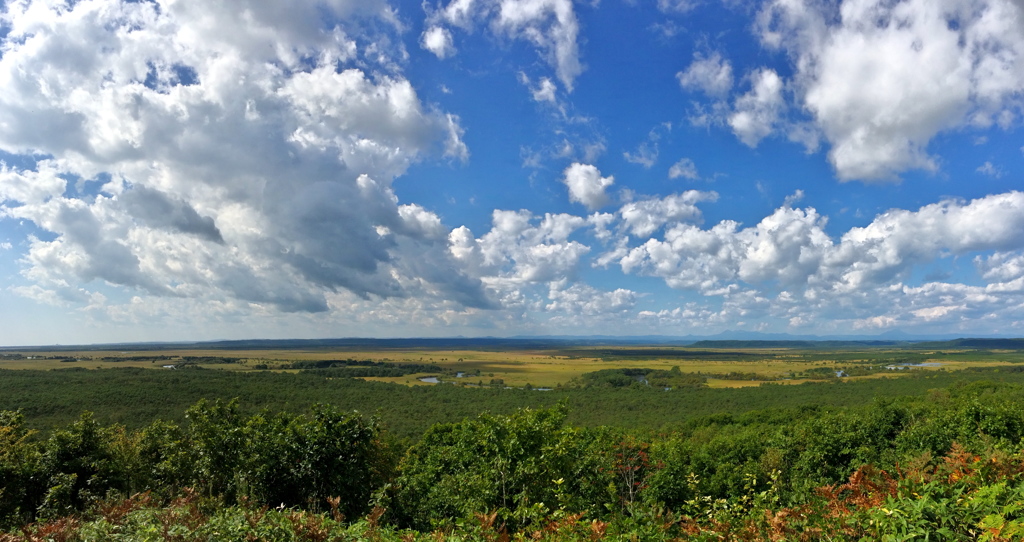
449,210,590,291
421,26,456,58
119,185,224,244
606,190,1024,313
518,73,559,104
783,189,805,207
977,252,1024,282
0,0,488,316
426,0,584,90
619,191,717,237
0,161,67,205
562,163,614,210
532,77,559,103
677,52,733,97
912,304,965,322
824,192,1024,291
618,206,830,291
668,158,699,180
729,68,785,147
545,280,637,316
854,315,898,330
610,191,1024,330
756,0,1024,180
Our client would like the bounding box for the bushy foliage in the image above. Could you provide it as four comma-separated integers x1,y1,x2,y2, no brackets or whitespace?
182,400,395,518
0,402,392,528
6,380,1024,538
389,402,617,531
7,447,1024,541
0,411,40,530
8,365,1024,439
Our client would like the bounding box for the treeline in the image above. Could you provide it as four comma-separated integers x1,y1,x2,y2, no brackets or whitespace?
573,367,707,388
4,380,1024,539
287,359,443,378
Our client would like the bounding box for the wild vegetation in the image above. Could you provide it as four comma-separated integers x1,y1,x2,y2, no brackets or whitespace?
2,378,1024,539
5,338,1024,390
3,340,1024,539
5,363,1024,438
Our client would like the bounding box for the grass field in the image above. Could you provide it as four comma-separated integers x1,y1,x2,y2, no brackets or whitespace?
3,343,1021,389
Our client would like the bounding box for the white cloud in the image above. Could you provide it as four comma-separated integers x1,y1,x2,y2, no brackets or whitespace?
0,0,489,317
853,315,897,330
497,0,583,90
623,145,658,168
636,304,715,327
450,210,590,290
618,191,717,237
532,77,558,103
611,191,1024,330
825,192,1024,291
756,0,1024,180
624,124,671,169
614,190,1024,301
518,73,560,104
562,163,614,210
0,242,11,250
586,212,617,241
685,100,731,129
977,252,1024,282
281,66,463,175
443,113,470,161
912,304,965,322
729,68,784,147
467,170,1024,338
668,158,698,180
428,0,584,91
0,161,67,205
657,0,698,14
545,280,636,316
421,26,456,58
677,52,733,97
977,161,1003,178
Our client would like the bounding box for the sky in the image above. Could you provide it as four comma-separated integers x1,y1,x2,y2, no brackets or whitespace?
1,0,1024,345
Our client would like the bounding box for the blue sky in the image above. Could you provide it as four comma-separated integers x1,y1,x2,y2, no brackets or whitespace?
1,0,1023,345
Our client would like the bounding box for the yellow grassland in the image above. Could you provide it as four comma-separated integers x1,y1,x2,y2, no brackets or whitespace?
1,346,1017,389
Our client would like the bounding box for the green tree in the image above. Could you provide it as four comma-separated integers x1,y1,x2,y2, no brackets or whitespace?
38,412,130,519
391,403,614,531
0,410,42,529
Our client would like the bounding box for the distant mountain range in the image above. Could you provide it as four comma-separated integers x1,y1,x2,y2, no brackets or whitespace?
512,329,1018,343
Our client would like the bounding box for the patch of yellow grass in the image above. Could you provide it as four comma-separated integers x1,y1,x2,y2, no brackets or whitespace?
1,346,1018,389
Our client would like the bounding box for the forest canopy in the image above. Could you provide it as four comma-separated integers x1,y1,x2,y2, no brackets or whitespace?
4,370,1024,539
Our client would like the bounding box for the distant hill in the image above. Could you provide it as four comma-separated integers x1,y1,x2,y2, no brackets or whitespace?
922,338,1024,350
691,338,1024,350
4,335,1023,352
688,340,909,349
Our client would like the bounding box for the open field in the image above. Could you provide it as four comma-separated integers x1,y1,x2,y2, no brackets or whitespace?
3,340,1023,389
3,338,1024,438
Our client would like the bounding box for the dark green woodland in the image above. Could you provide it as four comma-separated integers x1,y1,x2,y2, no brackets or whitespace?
3,351,1024,539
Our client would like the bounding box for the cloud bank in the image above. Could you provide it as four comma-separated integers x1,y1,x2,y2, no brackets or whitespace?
0,0,485,317
1,0,1023,341
676,0,1024,181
